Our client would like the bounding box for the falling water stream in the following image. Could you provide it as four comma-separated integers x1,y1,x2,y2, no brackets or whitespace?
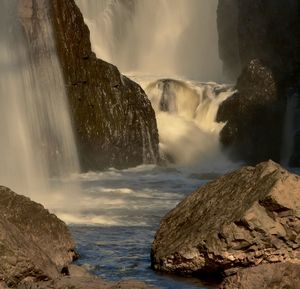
0,0,79,205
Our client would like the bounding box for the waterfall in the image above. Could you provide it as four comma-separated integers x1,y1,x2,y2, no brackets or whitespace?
0,0,79,199
142,79,234,169
75,0,222,81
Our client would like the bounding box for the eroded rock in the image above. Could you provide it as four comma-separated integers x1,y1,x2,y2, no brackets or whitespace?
151,161,300,276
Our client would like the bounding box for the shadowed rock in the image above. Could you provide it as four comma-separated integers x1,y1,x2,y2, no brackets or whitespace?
49,0,160,170
151,161,300,277
217,59,284,164
0,186,76,287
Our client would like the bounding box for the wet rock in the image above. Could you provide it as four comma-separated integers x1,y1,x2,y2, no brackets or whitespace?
219,262,300,289
48,0,160,170
216,59,284,164
151,161,300,276
0,186,76,287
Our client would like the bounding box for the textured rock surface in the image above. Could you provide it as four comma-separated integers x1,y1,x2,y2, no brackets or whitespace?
17,278,156,289
217,0,300,165
219,262,300,289
48,0,159,170
217,59,284,163
0,186,76,287
151,161,300,276
16,264,157,289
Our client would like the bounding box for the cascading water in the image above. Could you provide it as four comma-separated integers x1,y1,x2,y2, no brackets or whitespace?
75,0,222,81
0,0,79,203
143,79,234,170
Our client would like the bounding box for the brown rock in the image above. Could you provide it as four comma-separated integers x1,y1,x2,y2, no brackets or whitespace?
219,262,300,289
0,186,76,287
216,59,284,164
49,0,160,170
151,161,300,276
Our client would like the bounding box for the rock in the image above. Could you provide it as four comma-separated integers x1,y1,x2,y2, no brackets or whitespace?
216,59,284,164
151,161,300,277
217,0,240,80
16,265,157,289
17,278,156,289
0,186,76,287
218,0,300,85
217,0,300,165
48,0,160,170
219,262,300,289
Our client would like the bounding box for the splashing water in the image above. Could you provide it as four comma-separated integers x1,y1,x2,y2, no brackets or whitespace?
127,76,235,171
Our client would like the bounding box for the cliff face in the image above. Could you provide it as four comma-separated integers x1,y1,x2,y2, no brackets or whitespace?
217,0,300,165
49,0,160,170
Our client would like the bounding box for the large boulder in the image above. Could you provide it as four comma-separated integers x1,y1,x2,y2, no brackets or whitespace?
151,161,300,277
48,0,160,170
0,186,76,287
216,59,284,164
219,262,300,289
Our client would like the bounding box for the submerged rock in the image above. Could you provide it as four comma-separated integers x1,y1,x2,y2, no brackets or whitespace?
49,0,160,170
219,262,300,289
151,161,300,277
0,186,76,287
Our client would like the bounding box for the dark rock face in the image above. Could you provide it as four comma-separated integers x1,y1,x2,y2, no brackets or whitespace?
151,161,300,276
217,0,240,80
48,0,160,170
0,186,76,287
217,0,300,165
218,0,300,84
219,263,300,289
217,59,284,163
